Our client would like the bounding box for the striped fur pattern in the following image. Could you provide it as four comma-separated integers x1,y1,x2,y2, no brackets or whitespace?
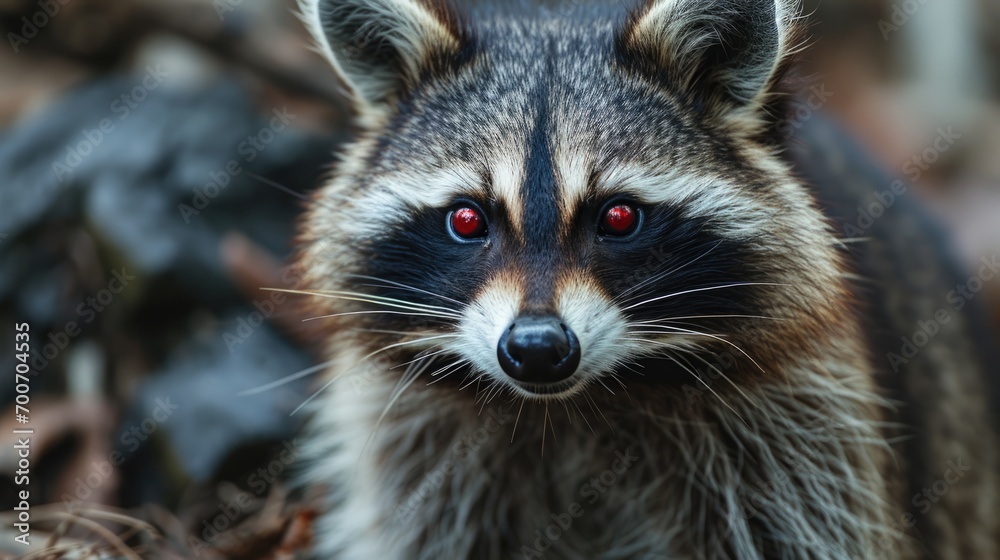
293,0,999,558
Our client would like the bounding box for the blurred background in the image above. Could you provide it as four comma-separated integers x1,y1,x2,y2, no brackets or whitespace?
0,0,997,557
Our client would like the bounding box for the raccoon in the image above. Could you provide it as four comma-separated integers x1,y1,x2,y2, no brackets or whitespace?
293,0,1000,558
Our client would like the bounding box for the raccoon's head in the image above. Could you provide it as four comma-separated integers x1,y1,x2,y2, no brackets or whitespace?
298,0,849,402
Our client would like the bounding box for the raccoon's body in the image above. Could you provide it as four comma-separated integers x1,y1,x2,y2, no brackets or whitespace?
293,0,1000,558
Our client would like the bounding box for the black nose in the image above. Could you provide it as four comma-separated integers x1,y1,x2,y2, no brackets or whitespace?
497,316,581,384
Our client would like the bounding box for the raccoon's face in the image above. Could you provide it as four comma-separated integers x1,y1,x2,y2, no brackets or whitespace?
300,0,847,401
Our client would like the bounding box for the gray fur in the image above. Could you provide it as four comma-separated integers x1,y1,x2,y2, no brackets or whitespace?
293,1,1000,558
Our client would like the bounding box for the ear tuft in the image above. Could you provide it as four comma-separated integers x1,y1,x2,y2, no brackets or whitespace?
617,0,801,113
299,0,471,113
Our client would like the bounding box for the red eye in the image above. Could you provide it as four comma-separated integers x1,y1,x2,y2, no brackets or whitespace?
601,203,638,236
450,206,486,239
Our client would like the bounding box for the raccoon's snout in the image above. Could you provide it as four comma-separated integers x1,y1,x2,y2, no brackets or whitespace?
497,316,581,385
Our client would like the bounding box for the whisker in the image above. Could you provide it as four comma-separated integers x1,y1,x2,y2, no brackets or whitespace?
429,359,466,377
353,328,455,338
363,357,435,457
290,376,339,416
459,372,484,391
387,358,429,407
607,372,633,404
571,399,597,436
289,335,453,415
238,359,337,396
426,360,469,386
302,310,456,322
351,335,459,366
669,345,762,413
621,283,788,312
630,325,768,376
347,274,464,305
486,383,506,405
478,381,504,412
595,377,616,396
618,361,646,377
644,344,749,427
392,348,451,370
546,401,557,444
457,370,475,390
629,314,785,325
627,330,729,337
627,337,759,422
510,397,526,443
486,381,506,404
541,402,551,456
475,379,492,409
560,399,574,426
263,288,462,317
318,289,461,314
615,239,723,303
583,391,615,435
246,172,333,209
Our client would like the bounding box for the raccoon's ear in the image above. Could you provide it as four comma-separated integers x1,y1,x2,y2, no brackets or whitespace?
301,0,470,114
617,0,799,114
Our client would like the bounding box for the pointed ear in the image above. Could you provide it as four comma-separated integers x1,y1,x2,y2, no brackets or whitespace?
300,0,470,113
617,0,800,114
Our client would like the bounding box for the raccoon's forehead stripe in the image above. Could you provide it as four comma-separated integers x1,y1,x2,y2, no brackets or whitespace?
517,98,564,308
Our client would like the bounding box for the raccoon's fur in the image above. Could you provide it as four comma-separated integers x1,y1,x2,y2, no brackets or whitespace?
292,0,1000,558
